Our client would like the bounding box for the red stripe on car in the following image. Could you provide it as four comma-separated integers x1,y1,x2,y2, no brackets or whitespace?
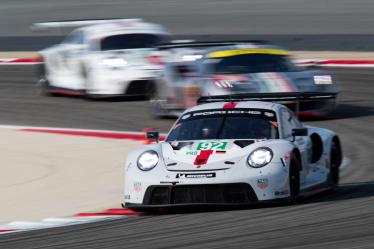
194,150,213,167
223,102,237,109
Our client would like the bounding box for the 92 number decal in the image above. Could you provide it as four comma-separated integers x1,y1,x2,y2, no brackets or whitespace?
197,142,228,150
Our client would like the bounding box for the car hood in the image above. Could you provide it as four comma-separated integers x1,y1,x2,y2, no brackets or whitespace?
161,139,257,171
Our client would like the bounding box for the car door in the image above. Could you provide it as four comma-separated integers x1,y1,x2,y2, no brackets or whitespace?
279,107,310,183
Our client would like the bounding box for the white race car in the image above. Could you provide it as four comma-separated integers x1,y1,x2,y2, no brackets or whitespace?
34,19,170,98
123,95,343,210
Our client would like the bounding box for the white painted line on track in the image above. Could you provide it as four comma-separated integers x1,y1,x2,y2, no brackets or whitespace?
0,124,145,135
0,216,124,233
5,221,58,230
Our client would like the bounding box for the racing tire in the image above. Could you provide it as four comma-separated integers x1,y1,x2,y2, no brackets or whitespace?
328,140,340,192
38,64,57,97
288,155,301,203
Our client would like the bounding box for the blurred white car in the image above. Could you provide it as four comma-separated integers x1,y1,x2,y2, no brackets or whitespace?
34,19,170,98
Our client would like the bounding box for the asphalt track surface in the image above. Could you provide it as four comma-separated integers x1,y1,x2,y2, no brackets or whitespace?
0,67,373,248
2,0,374,51
1,0,374,36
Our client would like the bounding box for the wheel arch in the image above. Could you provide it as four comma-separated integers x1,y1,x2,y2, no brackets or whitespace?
310,132,324,163
331,136,343,167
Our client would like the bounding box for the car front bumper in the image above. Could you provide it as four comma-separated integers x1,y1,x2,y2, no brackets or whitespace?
124,161,290,208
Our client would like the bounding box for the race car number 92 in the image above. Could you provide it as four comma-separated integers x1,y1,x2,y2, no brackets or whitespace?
197,142,228,150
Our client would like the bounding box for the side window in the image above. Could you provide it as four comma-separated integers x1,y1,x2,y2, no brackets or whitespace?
280,108,293,138
280,107,301,138
280,108,302,138
288,109,302,128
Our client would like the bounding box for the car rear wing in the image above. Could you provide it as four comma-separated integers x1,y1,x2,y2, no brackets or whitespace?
157,40,269,50
31,18,143,31
197,92,337,114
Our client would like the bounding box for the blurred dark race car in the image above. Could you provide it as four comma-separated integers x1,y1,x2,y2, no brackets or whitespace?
150,42,339,117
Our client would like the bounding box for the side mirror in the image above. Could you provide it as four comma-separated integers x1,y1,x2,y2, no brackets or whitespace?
146,131,159,143
292,128,308,137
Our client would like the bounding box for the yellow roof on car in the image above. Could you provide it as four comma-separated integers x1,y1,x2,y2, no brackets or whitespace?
207,48,288,58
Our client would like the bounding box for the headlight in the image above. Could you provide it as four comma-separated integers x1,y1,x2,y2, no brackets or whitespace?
100,58,127,69
247,147,273,168
137,150,159,171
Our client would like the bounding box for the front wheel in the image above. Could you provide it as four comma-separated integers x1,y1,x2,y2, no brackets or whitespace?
288,155,301,203
328,141,341,191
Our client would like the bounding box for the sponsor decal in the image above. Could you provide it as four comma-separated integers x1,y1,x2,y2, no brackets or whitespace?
197,141,228,150
124,194,131,200
314,75,332,85
193,150,213,167
133,182,142,192
275,190,289,196
257,178,269,189
190,109,276,121
176,172,216,179
215,150,226,154
186,150,198,156
214,80,234,88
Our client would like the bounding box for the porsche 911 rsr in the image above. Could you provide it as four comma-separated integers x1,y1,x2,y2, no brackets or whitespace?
151,42,339,117
124,99,342,210
35,19,170,98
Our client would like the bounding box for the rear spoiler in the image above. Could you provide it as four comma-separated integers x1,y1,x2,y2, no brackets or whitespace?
157,40,269,50
197,92,337,114
31,18,143,31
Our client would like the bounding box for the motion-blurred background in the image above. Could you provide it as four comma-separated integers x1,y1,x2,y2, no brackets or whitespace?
1,0,374,51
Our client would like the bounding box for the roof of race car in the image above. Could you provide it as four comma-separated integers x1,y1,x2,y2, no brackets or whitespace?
77,19,169,38
166,43,288,64
202,44,288,58
185,101,280,113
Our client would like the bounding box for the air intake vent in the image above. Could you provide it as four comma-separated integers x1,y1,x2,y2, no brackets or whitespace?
234,140,255,148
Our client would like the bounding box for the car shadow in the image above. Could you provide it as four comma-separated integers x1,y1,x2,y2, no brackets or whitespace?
300,102,374,122
301,181,374,204
140,181,374,216
89,96,149,102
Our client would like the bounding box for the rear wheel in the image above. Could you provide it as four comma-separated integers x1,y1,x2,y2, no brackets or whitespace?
288,155,301,203
38,63,57,97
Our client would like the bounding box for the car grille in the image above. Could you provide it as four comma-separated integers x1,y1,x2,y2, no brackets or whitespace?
125,80,154,96
143,183,258,205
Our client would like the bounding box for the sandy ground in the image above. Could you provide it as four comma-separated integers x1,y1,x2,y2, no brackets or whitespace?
2,51,374,60
0,128,143,223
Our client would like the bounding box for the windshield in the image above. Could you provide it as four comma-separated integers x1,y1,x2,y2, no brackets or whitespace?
166,108,279,141
100,33,170,50
202,54,298,74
